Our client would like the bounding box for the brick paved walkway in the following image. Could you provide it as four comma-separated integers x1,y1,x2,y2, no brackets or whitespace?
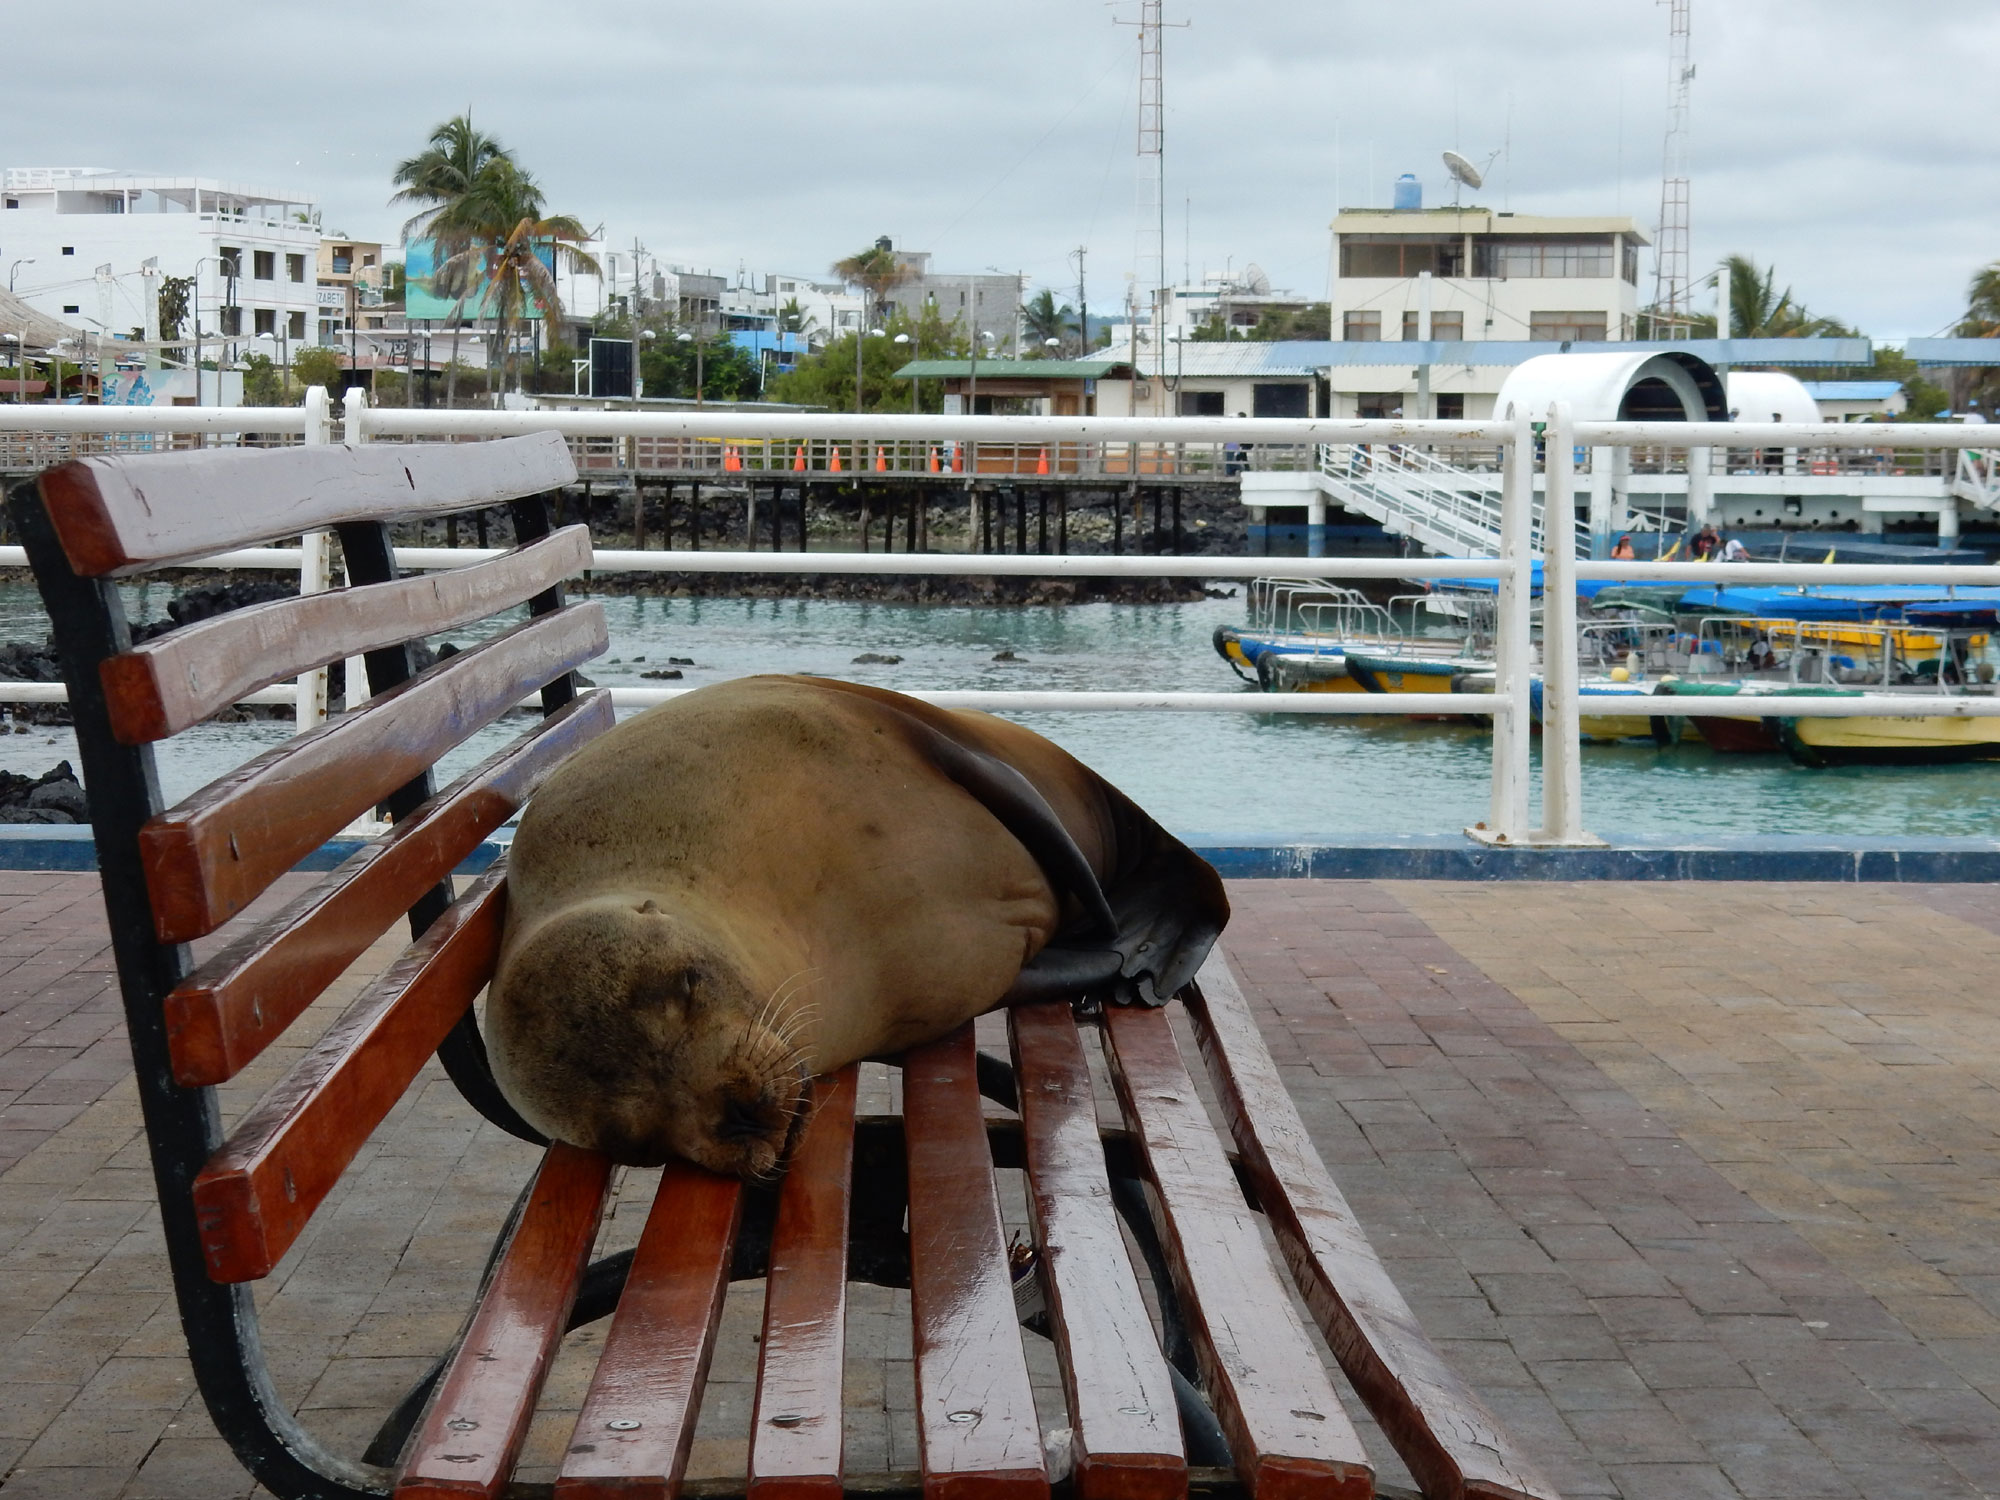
2,874,1998,1499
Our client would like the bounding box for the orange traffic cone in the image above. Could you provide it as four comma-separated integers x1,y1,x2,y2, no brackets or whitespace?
928,447,941,474
829,444,843,473
874,445,888,473
1036,446,1050,475
950,444,963,473
793,443,808,472
723,445,741,472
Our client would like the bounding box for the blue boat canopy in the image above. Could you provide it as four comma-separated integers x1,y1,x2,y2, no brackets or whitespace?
1675,585,2000,621
1903,601,2000,629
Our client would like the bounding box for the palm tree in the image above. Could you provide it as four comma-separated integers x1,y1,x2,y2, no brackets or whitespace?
1019,289,1072,355
831,243,912,327
432,162,599,394
391,115,512,404
1721,255,1847,339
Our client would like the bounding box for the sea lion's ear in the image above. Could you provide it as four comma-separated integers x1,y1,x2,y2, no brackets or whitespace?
637,899,662,915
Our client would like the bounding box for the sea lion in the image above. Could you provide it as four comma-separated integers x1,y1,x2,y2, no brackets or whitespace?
486,674,1228,1177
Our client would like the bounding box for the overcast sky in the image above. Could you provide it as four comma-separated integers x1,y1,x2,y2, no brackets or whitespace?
8,1,1995,340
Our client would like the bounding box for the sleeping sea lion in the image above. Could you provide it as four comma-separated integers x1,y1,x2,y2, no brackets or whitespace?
485,674,1227,1177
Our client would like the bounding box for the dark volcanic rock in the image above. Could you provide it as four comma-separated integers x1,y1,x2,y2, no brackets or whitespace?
639,668,683,680
851,653,902,665
0,761,87,824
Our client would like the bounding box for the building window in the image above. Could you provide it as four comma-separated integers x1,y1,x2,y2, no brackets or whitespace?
1621,241,1640,285
331,248,352,274
254,308,277,336
1431,312,1464,340
1340,237,1465,278
286,254,305,283
1435,393,1466,419
1474,237,1614,279
220,247,242,278
1342,310,1382,342
1529,312,1609,342
253,250,275,281
1402,311,1419,340
63,304,80,315
1179,390,1225,416
3,198,17,209
288,311,306,340
219,306,242,335
61,246,75,256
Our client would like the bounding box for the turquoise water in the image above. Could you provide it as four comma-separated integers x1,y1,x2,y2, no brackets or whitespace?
1,583,1995,839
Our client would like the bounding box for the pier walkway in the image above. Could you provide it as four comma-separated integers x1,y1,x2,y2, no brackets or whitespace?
2,873,1998,1500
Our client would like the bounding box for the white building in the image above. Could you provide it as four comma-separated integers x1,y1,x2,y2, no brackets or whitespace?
2,168,321,355
1328,204,1650,418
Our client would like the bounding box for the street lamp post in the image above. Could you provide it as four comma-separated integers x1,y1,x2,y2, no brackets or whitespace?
675,330,704,406
7,258,34,403
894,332,913,412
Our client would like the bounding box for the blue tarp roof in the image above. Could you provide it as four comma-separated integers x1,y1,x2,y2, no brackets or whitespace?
1675,585,2000,621
1902,601,2000,628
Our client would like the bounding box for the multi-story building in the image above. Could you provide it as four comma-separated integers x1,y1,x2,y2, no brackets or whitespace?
2,168,321,354
876,240,1021,349
316,237,387,344
1327,201,1650,418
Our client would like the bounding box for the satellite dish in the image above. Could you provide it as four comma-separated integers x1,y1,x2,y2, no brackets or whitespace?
1442,150,1484,190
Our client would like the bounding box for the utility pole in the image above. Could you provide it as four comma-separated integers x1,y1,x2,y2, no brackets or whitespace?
1651,0,1694,335
1072,245,1088,356
631,236,644,410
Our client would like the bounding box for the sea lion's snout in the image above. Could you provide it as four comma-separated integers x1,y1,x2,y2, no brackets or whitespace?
487,899,817,1177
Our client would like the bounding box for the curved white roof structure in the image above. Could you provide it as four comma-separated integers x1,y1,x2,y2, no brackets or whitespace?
1724,370,1821,423
1492,350,1727,424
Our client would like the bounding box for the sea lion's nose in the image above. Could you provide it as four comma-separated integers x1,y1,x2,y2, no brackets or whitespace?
717,1094,769,1143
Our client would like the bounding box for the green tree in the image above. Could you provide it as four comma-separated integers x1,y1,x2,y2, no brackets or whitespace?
777,297,821,344
1019,289,1073,354
1951,260,2000,416
432,160,598,393
243,354,284,406
291,346,343,392
769,307,965,412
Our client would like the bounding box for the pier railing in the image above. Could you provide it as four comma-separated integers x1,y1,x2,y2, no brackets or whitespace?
1,392,1995,848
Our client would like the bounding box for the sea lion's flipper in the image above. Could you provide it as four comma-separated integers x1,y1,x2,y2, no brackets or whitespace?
1000,945,1126,1006
910,724,1120,939
1092,776,1231,1008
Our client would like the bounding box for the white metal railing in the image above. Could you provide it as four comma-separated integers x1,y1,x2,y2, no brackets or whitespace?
2,394,1996,848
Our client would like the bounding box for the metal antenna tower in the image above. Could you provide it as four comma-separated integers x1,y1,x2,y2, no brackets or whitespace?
1650,0,1694,334
1118,1,1181,405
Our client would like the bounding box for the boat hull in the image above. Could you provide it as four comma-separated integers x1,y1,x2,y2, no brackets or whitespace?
1781,714,2000,767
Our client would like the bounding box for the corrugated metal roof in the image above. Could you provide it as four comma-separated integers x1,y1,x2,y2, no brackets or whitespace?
1800,381,1903,400
0,288,84,353
891,358,1123,380
1099,341,1328,377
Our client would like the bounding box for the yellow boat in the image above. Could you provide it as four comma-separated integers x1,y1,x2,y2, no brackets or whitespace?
1782,710,2000,766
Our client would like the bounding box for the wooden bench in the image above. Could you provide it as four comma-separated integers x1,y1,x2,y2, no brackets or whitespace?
8,435,1562,1500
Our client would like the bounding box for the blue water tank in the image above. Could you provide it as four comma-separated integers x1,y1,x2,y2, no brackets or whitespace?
1393,173,1422,210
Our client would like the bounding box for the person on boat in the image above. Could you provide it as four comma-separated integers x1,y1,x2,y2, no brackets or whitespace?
1611,534,1637,560
1747,634,1780,672
1721,536,1751,562
1692,523,1720,560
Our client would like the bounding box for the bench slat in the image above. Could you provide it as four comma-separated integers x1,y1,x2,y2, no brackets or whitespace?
904,1025,1050,1500
100,525,591,742
397,1142,613,1500
749,1067,860,1500
139,601,606,942
1185,959,1561,1500
39,433,577,576
190,864,509,1283
1101,1004,1374,1500
164,690,613,1086
1007,1004,1185,1500
555,1159,743,1500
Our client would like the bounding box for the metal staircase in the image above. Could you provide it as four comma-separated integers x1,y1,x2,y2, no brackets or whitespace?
1951,447,2000,512
1247,444,1588,559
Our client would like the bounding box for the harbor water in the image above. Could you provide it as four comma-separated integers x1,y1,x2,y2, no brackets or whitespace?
1,582,1995,840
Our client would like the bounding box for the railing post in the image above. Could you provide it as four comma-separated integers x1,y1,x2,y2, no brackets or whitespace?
340,388,371,713
1536,402,1593,845
295,385,333,732
1476,411,1535,845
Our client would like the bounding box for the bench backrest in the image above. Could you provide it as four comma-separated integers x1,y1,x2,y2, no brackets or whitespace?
8,430,609,1499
